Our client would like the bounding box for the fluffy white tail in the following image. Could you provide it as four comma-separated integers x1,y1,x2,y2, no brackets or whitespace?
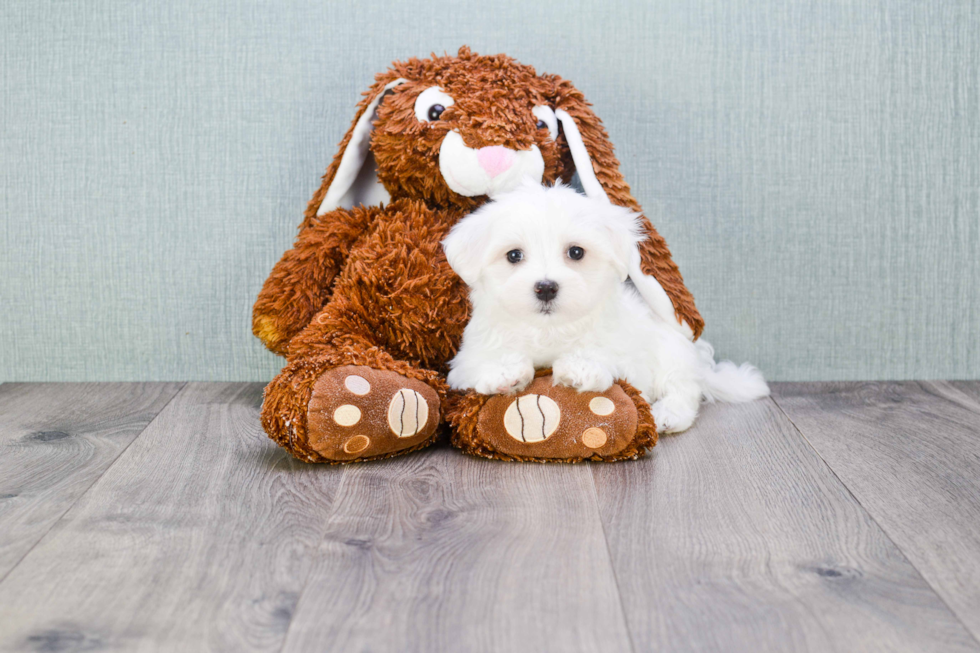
696,340,770,404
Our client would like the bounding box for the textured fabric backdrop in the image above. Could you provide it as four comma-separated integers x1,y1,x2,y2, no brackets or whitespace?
1,0,977,382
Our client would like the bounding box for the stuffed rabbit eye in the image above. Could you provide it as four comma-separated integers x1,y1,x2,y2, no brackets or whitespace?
415,87,455,123
506,249,524,264
567,246,585,261
532,105,558,141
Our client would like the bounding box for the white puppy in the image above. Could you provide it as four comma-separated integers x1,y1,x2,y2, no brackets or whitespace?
442,182,769,433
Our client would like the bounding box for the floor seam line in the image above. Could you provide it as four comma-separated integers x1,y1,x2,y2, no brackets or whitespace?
275,463,355,653
769,391,980,649
587,462,638,653
0,382,187,587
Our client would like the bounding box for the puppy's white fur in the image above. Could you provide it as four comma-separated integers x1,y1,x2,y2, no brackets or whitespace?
442,182,769,433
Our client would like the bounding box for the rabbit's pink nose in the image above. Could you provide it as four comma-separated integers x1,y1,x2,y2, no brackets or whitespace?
476,146,515,178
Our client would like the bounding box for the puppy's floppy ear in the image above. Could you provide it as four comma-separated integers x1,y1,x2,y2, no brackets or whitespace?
599,205,645,283
547,77,704,340
441,211,492,287
298,74,408,229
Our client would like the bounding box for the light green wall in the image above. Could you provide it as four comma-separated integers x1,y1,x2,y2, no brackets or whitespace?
1,0,978,381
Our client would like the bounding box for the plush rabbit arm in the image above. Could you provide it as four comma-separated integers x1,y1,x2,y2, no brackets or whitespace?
253,205,382,355
254,76,407,355
550,79,704,340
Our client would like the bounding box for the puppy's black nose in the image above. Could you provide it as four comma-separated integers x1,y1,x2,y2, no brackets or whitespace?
534,279,559,302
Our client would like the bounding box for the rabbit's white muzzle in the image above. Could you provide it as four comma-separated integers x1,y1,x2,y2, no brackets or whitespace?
439,131,545,198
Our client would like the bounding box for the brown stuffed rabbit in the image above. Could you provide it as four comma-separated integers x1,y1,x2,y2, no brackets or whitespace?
253,47,702,463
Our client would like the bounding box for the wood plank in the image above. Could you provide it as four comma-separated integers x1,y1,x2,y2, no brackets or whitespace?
0,382,183,580
772,381,980,642
592,398,979,653
0,383,345,653
281,447,633,653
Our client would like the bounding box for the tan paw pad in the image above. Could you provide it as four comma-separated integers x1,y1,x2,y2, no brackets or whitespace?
333,404,361,426
582,427,608,449
589,397,615,416
503,394,561,443
387,389,429,438
344,374,371,395
343,435,370,454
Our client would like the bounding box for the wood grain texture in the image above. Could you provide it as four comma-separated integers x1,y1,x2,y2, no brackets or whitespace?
772,381,980,642
281,447,632,653
4,382,979,651
0,382,183,581
0,383,345,653
591,398,980,653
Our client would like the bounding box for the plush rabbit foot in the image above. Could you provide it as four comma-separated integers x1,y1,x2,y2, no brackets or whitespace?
448,374,657,463
304,366,440,462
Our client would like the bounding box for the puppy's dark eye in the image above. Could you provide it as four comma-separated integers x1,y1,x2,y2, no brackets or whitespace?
536,119,547,130
567,246,585,261
428,104,446,121
506,249,524,264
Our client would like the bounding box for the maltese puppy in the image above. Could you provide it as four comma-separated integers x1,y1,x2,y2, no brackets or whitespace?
441,182,769,433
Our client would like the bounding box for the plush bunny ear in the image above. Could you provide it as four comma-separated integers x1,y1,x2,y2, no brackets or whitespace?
550,78,704,339
298,76,407,229
596,203,645,283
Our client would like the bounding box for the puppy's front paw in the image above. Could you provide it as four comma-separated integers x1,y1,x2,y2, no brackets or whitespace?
552,355,614,393
651,396,699,434
471,362,535,395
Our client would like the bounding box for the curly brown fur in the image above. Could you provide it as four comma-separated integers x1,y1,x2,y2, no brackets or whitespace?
254,46,696,461
253,205,383,355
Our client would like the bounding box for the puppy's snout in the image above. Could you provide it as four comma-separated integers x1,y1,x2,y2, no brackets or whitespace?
533,279,559,302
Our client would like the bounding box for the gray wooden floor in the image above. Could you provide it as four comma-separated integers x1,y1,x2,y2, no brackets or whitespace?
0,382,978,652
